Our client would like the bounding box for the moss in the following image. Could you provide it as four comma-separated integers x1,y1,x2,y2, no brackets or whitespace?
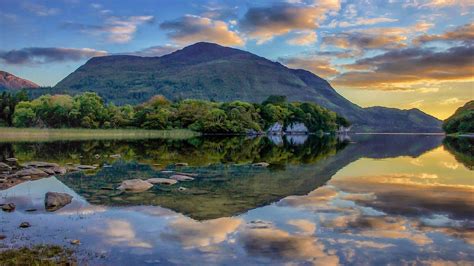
0,245,77,265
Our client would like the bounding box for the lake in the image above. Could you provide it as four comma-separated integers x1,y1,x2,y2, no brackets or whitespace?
0,134,472,265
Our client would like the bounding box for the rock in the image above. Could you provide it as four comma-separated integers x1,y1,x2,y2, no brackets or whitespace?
175,172,199,177
110,154,121,159
19,222,31,228
267,122,283,135
146,178,178,185
170,175,194,181
45,192,73,212
6,158,18,162
117,179,153,192
23,161,59,168
178,187,187,191
52,166,67,175
0,235,6,240
21,175,31,180
161,170,174,174
0,162,12,171
94,154,101,159
70,239,81,245
1,203,15,212
43,168,56,175
285,122,308,134
100,187,114,190
76,165,97,170
175,162,188,167
25,208,37,212
15,168,48,178
252,162,270,167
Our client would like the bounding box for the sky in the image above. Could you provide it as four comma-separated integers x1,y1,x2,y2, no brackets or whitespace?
0,0,472,119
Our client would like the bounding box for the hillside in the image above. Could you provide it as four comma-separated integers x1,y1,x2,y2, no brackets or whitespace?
54,42,442,132
443,101,474,134
0,71,39,90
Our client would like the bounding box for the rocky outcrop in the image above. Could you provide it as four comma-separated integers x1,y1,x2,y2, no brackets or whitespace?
117,179,153,192
267,122,284,135
285,123,308,134
45,192,73,212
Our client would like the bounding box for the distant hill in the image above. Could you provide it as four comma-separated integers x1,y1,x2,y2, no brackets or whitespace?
0,71,39,90
443,100,474,134
54,42,442,132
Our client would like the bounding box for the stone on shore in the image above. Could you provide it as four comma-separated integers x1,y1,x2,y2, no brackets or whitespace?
1,203,16,212
0,162,12,171
252,162,270,167
45,192,73,212
146,178,178,185
170,175,194,181
19,222,31,228
15,168,48,178
23,161,59,168
117,179,153,192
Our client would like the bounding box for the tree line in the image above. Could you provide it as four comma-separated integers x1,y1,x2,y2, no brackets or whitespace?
1,92,350,133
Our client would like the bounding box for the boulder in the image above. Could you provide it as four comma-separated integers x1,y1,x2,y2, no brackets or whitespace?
52,166,67,175
45,192,73,212
1,203,15,212
252,162,270,167
0,162,11,171
42,168,56,175
146,178,178,185
170,175,194,181
15,168,48,178
117,179,153,192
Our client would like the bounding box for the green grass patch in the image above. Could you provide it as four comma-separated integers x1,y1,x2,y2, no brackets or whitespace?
0,127,198,142
0,245,77,265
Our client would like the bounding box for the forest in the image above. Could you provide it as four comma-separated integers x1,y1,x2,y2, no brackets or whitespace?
0,91,349,134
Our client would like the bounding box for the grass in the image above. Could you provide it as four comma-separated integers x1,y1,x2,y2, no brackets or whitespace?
0,245,77,265
0,127,199,142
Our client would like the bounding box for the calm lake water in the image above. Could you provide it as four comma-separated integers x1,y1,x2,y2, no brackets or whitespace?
0,134,472,265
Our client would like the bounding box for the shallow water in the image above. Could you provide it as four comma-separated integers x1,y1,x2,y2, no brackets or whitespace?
0,135,472,265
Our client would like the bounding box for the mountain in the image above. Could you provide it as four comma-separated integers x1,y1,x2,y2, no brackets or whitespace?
54,42,442,132
0,71,39,90
443,100,474,134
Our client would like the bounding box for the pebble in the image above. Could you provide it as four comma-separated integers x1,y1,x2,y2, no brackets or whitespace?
19,222,31,228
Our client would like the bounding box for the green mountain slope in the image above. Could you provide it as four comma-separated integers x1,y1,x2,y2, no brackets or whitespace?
443,100,474,134
54,42,441,132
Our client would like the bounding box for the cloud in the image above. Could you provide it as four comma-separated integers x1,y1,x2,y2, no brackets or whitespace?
332,45,474,90
409,100,425,108
413,22,474,45
239,1,340,44
323,22,433,52
404,0,474,8
160,15,244,46
199,3,239,20
63,15,154,43
239,225,339,264
287,31,317,45
161,217,242,248
127,45,180,57
22,3,60,16
279,56,340,78
327,17,398,28
287,219,317,235
0,47,107,65
440,97,463,105
101,219,152,248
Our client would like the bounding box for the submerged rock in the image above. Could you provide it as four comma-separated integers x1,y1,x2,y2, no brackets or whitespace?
175,162,189,167
70,239,81,245
146,178,178,185
45,192,73,212
117,179,153,192
1,203,16,212
75,165,97,170
178,187,187,191
19,222,31,228
170,175,194,181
